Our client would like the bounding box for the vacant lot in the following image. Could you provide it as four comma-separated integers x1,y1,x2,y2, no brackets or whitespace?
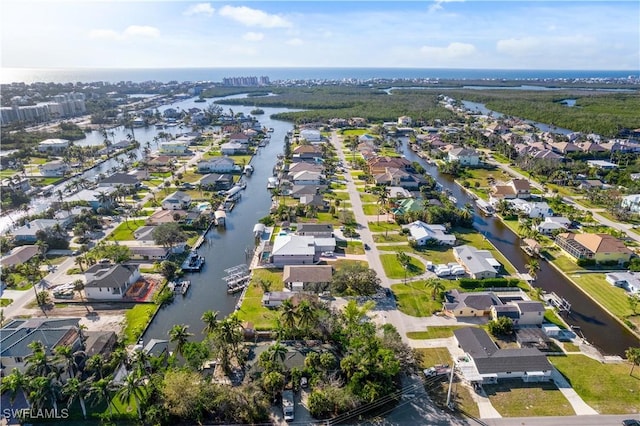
483,379,574,417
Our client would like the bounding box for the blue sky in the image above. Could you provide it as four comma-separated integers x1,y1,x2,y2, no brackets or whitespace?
2,1,638,70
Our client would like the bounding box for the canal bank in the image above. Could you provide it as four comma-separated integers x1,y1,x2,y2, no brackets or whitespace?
402,138,640,356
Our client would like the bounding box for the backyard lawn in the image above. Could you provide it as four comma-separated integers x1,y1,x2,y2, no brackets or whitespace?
550,354,640,414
236,269,284,330
373,233,407,243
380,254,424,279
362,203,382,215
368,221,401,233
391,280,455,317
483,379,575,417
108,219,146,241
571,273,635,318
340,241,365,255
123,304,157,344
406,326,467,340
359,193,378,203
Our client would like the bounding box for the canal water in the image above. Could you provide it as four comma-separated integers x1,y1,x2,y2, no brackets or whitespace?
401,139,640,356
142,103,294,339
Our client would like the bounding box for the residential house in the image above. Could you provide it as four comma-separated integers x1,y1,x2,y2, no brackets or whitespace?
491,301,545,326
508,199,553,218
129,246,170,261
578,179,605,191
296,223,334,238
579,141,607,153
374,168,424,189
228,133,250,146
283,265,333,292
147,155,174,169
454,327,553,384
39,160,68,177
98,172,140,189
397,116,412,126
84,263,140,300
162,191,192,210
621,194,640,213
0,177,31,193
387,186,412,199
133,226,158,244
292,145,322,161
391,198,425,219
448,147,480,166
535,216,571,235
490,179,531,204
199,173,234,190
605,271,640,294
65,187,116,211
0,318,83,373
143,339,171,359
367,156,411,175
197,157,238,173
550,142,581,154
159,141,189,155
0,245,40,268
285,162,324,179
443,289,502,317
555,233,633,264
38,138,70,153
532,150,563,162
270,234,317,266
10,218,72,243
289,185,327,199
291,170,324,186
299,129,322,142
358,134,376,144
587,160,617,170
403,220,456,245
146,209,187,226
299,194,329,210
262,291,295,308
220,142,247,155
452,245,500,279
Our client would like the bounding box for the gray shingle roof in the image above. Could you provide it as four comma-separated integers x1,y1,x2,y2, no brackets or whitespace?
85,264,138,288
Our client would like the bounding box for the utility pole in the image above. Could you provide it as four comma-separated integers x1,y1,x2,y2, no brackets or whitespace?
445,366,455,410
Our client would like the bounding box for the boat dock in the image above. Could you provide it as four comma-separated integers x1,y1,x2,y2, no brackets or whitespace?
168,280,191,295
182,251,205,272
223,264,251,294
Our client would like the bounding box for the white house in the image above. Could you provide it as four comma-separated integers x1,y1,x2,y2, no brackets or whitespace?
453,245,500,279
397,116,412,126
605,271,640,294
159,141,189,155
299,129,322,143
220,142,247,155
621,194,640,213
403,220,456,245
197,157,238,173
262,291,294,308
448,147,480,166
84,263,140,300
162,191,192,210
38,138,70,153
292,170,324,186
270,234,317,266
39,160,68,177
228,133,250,145
509,199,553,219
535,216,571,235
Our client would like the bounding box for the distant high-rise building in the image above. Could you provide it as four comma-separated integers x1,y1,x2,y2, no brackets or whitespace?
221,76,269,87
0,92,85,126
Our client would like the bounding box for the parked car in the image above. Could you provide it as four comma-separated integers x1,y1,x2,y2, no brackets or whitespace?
622,420,640,426
364,243,370,250
423,364,451,378
321,251,334,257
300,377,308,388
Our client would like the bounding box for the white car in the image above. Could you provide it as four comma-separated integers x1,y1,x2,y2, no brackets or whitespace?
321,251,334,257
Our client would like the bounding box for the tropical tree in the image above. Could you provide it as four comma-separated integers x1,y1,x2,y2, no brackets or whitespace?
168,324,193,357
85,354,104,380
625,347,640,376
25,341,53,377
296,300,316,335
89,377,116,417
63,377,92,419
425,278,445,301
117,372,145,420
29,374,61,411
279,299,298,338
1,369,30,407
201,310,219,335
54,345,79,380
526,259,540,280
396,251,412,284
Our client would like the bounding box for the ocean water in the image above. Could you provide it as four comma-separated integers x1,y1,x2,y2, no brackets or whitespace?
1,67,637,84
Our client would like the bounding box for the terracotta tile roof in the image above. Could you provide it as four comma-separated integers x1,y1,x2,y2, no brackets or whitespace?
510,179,530,191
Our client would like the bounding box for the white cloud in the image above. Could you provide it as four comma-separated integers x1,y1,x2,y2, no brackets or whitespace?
429,0,465,13
88,25,160,41
420,42,476,59
243,32,264,42
286,38,304,46
219,5,292,28
496,35,593,56
183,3,215,17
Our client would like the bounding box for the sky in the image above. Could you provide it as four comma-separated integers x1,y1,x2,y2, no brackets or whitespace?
1,0,639,70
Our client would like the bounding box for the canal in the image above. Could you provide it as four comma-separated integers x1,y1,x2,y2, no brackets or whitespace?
401,138,640,357
142,102,294,340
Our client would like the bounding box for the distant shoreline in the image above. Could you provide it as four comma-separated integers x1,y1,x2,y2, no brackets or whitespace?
2,66,637,85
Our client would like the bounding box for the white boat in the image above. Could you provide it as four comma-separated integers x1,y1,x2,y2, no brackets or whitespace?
475,199,494,216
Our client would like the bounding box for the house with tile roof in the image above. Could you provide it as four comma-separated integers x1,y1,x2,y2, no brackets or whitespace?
555,233,633,264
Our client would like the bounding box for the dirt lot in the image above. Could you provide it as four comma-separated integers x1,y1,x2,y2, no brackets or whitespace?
32,303,127,334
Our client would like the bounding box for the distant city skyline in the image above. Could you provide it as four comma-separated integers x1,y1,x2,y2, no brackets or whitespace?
2,1,639,71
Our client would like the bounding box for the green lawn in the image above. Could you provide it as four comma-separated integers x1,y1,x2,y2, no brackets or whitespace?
236,269,284,330
379,254,424,279
361,203,382,215
329,191,351,201
548,252,580,273
0,298,13,307
373,233,407,243
543,309,568,329
550,354,640,414
562,342,580,352
108,219,146,241
0,169,18,178
483,379,575,417
359,193,378,203
341,129,367,136
336,240,365,255
571,273,635,318
391,280,452,317
123,304,157,344
414,347,453,368
406,326,467,339
368,221,401,233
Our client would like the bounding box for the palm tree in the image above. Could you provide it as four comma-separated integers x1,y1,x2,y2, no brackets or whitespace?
130,349,150,376
54,345,77,380
168,324,193,357
89,377,116,417
25,341,52,377
85,354,104,380
267,341,288,368
28,375,59,411
279,299,298,338
396,251,412,284
296,300,316,334
117,372,145,420
425,278,446,301
63,377,91,419
201,310,219,335
1,369,30,407
526,259,540,280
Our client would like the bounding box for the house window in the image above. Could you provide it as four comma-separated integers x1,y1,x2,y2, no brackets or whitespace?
14,356,23,363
